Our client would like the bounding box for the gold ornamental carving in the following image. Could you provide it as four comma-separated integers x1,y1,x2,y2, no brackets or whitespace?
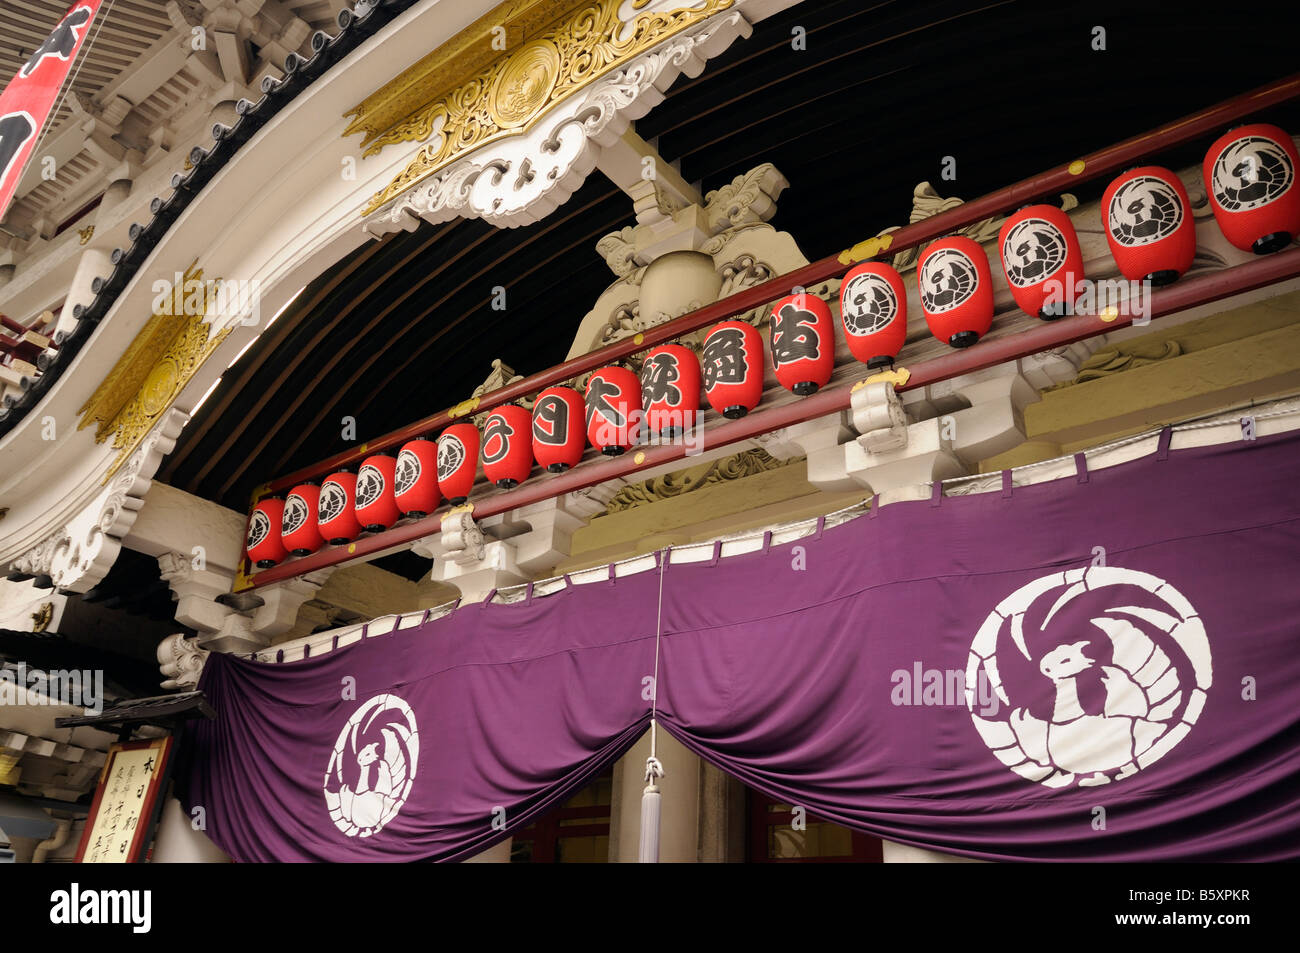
355,0,732,216
31,602,54,632
77,262,232,479
491,39,561,127
1049,340,1185,389
342,0,563,154
600,448,799,515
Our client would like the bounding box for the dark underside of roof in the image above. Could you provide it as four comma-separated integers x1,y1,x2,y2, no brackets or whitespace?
155,0,1298,578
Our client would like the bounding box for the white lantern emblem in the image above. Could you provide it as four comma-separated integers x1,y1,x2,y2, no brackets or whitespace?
437,435,465,482
1211,135,1294,212
1002,218,1068,287
395,450,420,495
281,494,309,535
920,247,979,313
355,464,385,509
1108,176,1184,247
318,481,348,524
841,272,898,336
245,510,270,550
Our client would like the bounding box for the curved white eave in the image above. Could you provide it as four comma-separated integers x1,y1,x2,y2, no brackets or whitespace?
0,0,503,569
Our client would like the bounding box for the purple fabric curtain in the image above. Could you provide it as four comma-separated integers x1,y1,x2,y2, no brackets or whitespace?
178,429,1300,861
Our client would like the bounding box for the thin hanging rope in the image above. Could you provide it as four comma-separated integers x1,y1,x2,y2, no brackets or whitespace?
31,0,118,163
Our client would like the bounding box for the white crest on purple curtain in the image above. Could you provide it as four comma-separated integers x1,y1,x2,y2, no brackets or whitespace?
324,694,420,837
966,566,1212,789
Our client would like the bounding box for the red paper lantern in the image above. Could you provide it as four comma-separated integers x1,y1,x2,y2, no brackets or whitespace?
437,423,479,504
999,205,1085,319
246,497,288,568
394,437,441,517
917,236,994,347
586,366,641,455
839,262,908,368
482,404,533,489
701,320,763,418
532,386,586,471
1204,123,1300,254
640,344,701,437
1102,166,1196,285
354,453,401,532
318,470,361,545
281,483,323,557
768,292,834,395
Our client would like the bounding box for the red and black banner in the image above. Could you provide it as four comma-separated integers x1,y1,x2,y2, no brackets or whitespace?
0,1,103,222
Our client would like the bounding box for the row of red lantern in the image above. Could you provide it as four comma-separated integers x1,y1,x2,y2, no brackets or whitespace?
245,331,782,566
247,125,1300,567
914,123,1300,348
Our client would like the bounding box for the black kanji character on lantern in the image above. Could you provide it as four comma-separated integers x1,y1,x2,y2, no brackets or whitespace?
770,302,821,366
481,414,514,465
0,113,36,187
701,327,748,391
532,394,569,445
640,352,682,407
21,6,92,78
586,376,627,430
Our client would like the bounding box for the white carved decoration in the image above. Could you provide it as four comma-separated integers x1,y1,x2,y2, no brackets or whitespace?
852,381,909,454
569,163,801,356
158,633,210,691
365,11,754,235
701,163,789,237
7,408,188,593
441,511,486,567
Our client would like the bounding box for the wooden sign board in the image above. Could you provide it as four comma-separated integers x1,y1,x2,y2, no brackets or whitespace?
74,737,172,863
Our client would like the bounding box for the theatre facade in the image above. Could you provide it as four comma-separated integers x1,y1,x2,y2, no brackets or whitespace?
1,0,1298,862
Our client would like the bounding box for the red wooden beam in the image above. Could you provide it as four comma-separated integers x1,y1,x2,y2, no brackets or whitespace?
238,246,1300,591
264,72,1300,495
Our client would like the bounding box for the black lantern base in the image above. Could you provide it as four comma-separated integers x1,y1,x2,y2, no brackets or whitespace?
327,536,354,546
402,510,428,519
254,558,279,569
495,479,519,489
1037,303,1069,320
290,548,315,558
866,355,895,370
448,496,468,506
722,405,748,419
1253,231,1293,255
949,331,980,348
657,426,683,438
363,523,388,534
601,446,625,457
792,381,820,396
546,463,571,473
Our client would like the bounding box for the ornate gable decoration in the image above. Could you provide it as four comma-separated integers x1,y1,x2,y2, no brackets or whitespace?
77,263,231,478
352,0,732,216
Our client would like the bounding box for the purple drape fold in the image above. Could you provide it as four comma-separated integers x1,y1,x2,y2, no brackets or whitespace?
179,430,1300,861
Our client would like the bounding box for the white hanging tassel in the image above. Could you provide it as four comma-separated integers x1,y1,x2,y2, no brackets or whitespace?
639,734,665,863
639,554,669,863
